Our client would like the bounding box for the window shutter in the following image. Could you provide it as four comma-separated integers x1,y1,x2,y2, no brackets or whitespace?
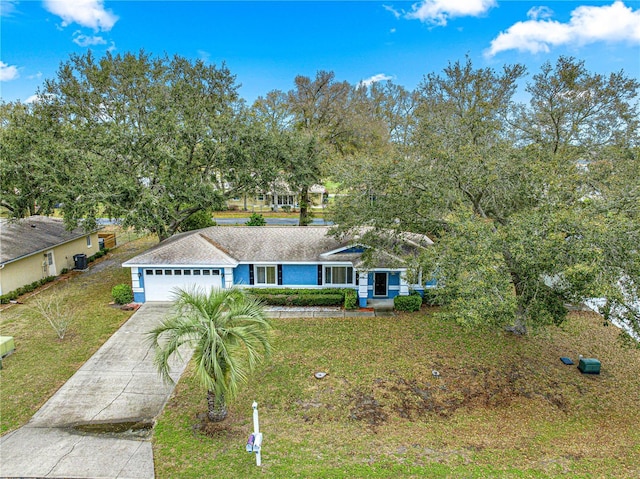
249,264,254,285
277,264,283,285
317,265,323,285
355,270,359,286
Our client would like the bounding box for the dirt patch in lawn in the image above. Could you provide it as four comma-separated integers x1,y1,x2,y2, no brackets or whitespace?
347,363,569,429
349,391,388,427
192,411,248,440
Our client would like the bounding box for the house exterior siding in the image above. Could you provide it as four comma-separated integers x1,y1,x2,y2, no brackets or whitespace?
0,254,45,296
234,264,251,285
127,263,425,303
282,264,318,286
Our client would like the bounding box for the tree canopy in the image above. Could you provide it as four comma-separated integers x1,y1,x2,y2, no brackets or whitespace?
0,101,63,218
3,51,260,239
332,56,640,336
3,52,639,337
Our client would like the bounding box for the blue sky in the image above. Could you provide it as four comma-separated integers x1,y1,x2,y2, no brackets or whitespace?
1,1,639,105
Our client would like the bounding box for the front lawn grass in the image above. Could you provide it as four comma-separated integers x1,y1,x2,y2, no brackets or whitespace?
153,310,640,478
0,235,157,434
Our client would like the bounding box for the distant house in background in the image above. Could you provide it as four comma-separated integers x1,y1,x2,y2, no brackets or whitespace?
0,216,101,295
123,226,434,306
226,182,327,211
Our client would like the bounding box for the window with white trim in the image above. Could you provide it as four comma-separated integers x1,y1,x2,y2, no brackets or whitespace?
324,266,354,285
256,265,277,285
276,195,296,206
86,235,92,247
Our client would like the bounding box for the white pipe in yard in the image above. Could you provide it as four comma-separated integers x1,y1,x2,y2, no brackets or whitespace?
252,401,262,466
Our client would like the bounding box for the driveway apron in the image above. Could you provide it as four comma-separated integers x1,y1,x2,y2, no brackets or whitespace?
0,302,190,479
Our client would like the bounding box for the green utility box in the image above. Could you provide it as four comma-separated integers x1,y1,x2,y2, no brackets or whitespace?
578,358,601,374
0,336,15,357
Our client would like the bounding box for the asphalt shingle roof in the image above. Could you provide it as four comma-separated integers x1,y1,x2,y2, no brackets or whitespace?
0,216,96,265
123,226,355,266
122,226,433,268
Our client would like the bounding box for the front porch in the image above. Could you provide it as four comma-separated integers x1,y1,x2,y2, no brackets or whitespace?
357,270,409,307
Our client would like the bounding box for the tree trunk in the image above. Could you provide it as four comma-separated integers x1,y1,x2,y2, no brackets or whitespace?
271,181,278,211
299,185,310,226
207,390,228,422
505,304,528,335
502,246,528,335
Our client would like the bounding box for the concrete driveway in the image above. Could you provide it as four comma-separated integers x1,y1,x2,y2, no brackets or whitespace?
0,302,190,479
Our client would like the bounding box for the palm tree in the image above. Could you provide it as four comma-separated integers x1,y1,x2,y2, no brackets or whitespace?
148,287,272,422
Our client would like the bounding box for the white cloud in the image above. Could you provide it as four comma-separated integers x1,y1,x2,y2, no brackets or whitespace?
383,4,401,19
360,73,394,88
44,0,118,31
527,6,554,21
487,1,640,56
406,0,496,26
0,0,18,17
24,93,56,104
27,72,43,80
25,94,41,104
0,61,19,81
73,31,107,46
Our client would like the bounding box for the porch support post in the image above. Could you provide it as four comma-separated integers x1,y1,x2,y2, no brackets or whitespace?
399,270,409,296
358,271,368,307
131,267,145,303
224,267,234,289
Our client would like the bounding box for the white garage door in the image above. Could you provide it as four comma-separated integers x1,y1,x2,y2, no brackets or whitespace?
143,268,223,301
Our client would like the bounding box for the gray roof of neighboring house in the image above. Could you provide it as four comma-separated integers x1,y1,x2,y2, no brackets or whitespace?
0,216,98,265
122,226,433,268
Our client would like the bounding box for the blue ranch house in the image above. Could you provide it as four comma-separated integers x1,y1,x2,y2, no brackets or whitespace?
122,226,433,307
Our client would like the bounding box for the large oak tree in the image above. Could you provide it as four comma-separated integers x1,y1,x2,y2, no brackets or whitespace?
41,51,242,240
332,57,640,336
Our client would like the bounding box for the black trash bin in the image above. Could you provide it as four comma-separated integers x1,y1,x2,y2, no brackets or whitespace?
73,253,88,270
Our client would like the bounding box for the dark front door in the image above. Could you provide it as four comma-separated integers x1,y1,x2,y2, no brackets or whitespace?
374,272,388,297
